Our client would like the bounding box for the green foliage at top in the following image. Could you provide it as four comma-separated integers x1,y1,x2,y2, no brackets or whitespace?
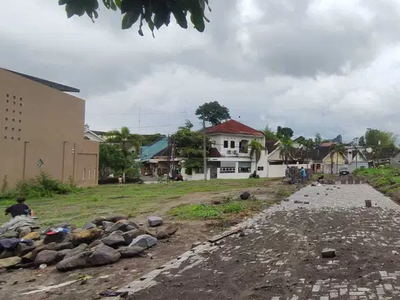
363,128,398,159
0,172,78,200
263,125,278,142
171,123,210,174
276,126,294,141
195,101,231,126
314,133,322,145
278,139,295,165
249,139,263,162
99,144,128,180
59,0,211,36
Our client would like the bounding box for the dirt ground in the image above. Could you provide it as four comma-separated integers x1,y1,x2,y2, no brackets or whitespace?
128,207,400,300
0,183,290,300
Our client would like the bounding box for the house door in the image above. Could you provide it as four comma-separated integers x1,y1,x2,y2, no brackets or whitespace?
210,167,218,179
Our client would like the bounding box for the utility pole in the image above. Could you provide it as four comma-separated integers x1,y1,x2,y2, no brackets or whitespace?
202,116,207,181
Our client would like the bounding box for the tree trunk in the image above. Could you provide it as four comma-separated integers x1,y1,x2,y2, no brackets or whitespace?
336,152,339,174
122,172,126,184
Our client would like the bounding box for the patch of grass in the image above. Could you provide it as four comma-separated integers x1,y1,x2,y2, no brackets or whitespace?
169,199,266,221
0,178,278,226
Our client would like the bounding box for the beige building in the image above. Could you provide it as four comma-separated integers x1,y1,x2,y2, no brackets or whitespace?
0,68,99,188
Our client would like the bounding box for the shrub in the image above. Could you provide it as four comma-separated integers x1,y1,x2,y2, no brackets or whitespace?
0,172,78,200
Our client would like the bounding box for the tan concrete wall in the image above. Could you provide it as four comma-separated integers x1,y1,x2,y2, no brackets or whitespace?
0,69,98,188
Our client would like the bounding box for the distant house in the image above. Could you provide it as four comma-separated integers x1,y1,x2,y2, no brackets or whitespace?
189,119,269,180
139,137,170,176
0,68,99,187
84,125,106,143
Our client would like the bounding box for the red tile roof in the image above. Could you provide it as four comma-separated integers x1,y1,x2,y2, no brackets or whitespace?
205,120,264,137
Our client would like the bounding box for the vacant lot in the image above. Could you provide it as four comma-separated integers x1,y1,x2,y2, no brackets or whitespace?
0,178,292,226
0,178,297,300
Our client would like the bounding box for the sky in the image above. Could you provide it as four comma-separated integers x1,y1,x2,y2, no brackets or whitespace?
1,0,400,142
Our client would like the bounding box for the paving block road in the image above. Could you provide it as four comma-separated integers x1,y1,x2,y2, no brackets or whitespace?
122,184,400,300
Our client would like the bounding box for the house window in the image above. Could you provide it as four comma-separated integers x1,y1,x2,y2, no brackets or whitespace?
257,166,264,171
88,169,91,180
223,141,228,148
220,167,235,173
82,169,85,180
239,140,249,153
230,141,235,148
238,162,251,173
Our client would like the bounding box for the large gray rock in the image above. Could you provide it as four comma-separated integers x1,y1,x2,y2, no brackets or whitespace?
105,215,127,223
0,256,21,268
87,244,120,266
15,243,36,257
240,191,251,200
156,229,169,240
64,243,88,260
56,252,90,272
34,250,58,266
117,246,144,258
101,231,126,248
122,229,146,245
70,228,102,246
0,250,15,259
57,249,72,261
82,222,96,230
54,242,74,251
102,221,114,230
129,235,157,249
0,231,19,239
104,222,128,234
147,216,163,227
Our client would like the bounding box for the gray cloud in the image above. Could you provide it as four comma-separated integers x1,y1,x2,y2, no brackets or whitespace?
2,0,400,142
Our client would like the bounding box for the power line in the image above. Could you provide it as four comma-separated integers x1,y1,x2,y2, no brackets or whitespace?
89,111,187,116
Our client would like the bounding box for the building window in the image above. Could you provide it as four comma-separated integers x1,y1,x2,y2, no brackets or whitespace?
239,140,249,153
258,166,264,171
82,169,85,180
220,167,235,173
223,141,228,148
238,162,251,173
88,169,91,179
230,141,235,148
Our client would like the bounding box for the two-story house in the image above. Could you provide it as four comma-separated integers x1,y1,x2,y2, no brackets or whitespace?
0,68,99,187
199,120,268,179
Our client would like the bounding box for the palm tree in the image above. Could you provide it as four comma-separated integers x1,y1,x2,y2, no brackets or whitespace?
300,138,315,169
278,138,295,166
105,127,143,182
249,139,263,174
329,143,346,174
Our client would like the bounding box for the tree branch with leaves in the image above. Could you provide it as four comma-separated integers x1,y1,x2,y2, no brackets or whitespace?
59,0,211,36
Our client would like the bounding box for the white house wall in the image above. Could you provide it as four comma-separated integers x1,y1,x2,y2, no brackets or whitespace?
209,134,265,158
267,163,308,178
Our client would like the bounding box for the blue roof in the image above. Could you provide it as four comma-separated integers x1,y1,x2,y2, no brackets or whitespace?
140,137,169,162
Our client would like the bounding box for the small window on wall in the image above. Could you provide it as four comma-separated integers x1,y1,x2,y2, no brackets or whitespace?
258,166,264,171
82,169,85,180
223,141,228,148
230,141,235,148
88,169,91,180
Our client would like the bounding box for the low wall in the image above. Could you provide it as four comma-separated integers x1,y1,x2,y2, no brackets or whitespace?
217,172,251,180
268,164,308,178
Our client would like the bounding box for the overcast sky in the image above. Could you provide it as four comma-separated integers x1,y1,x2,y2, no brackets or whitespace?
2,0,400,142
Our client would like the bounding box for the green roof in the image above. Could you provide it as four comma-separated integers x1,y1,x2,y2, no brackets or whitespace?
140,137,169,162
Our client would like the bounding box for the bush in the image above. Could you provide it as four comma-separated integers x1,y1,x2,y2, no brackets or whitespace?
0,172,78,200
98,177,119,185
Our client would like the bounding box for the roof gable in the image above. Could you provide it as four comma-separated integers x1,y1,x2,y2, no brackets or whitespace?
140,138,169,161
205,120,264,137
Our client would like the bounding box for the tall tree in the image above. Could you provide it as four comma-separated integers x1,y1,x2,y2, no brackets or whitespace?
105,126,142,182
329,143,346,174
315,133,322,145
249,139,263,173
276,126,294,141
365,128,398,160
171,126,210,175
278,139,295,166
195,101,231,126
300,138,315,168
263,125,278,142
59,0,211,36
358,136,366,147
99,144,127,181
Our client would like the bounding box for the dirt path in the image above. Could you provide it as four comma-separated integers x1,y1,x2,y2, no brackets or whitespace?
119,184,400,300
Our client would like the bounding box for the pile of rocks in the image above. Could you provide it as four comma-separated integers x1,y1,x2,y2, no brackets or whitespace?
285,167,312,184
0,215,178,272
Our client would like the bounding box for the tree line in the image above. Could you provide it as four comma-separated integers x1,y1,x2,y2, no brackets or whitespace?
98,101,399,180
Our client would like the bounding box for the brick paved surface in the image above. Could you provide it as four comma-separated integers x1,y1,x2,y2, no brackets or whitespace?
124,184,400,300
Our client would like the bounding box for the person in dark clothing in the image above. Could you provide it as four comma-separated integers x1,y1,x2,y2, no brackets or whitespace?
5,198,31,218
